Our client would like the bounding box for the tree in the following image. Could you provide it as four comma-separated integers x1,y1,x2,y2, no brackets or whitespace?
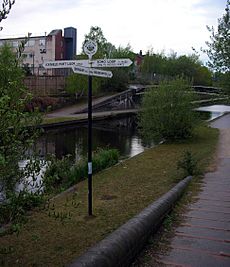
0,43,41,211
82,26,116,58
139,78,199,142
0,0,16,31
140,50,211,85
100,44,136,91
194,66,212,86
141,50,167,80
72,26,135,95
66,72,101,98
204,0,230,72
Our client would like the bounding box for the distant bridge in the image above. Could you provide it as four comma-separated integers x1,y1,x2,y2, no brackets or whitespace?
77,85,224,113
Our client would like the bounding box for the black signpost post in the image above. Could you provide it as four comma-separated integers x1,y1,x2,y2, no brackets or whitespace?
43,41,132,216
87,74,93,215
83,40,98,216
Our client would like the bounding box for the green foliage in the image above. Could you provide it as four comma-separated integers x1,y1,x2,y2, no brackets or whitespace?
83,26,116,58
80,26,135,93
0,1,15,27
43,155,74,191
141,51,212,85
221,72,230,94
139,78,200,142
43,149,119,192
204,0,230,72
177,150,199,176
203,1,230,94
194,66,212,86
0,43,42,225
0,44,41,193
101,44,136,91
0,190,44,225
92,148,119,172
66,72,101,97
25,96,59,112
101,68,130,92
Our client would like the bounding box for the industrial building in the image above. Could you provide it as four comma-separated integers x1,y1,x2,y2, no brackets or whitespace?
0,26,77,75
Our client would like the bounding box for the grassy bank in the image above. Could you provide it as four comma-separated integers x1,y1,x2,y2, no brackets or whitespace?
0,126,218,267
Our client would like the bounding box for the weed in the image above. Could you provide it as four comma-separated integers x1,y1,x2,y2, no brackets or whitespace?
177,150,199,176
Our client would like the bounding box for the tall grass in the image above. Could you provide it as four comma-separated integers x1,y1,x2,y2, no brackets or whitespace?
43,149,119,192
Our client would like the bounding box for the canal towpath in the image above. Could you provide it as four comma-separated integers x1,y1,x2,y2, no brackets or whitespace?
135,114,230,267
43,94,138,124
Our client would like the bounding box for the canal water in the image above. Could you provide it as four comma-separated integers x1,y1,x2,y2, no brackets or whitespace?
196,104,230,120
1,105,229,201
34,105,230,161
35,115,151,161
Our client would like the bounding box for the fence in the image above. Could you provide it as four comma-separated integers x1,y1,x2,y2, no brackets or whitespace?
24,76,67,97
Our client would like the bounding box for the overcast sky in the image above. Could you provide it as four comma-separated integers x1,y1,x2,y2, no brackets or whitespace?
0,0,227,62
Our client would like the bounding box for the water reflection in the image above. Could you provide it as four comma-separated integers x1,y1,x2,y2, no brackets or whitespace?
35,115,151,161
196,105,230,120
34,105,230,161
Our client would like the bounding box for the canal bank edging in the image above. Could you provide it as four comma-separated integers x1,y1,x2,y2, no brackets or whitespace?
41,109,138,130
69,176,192,267
207,111,230,123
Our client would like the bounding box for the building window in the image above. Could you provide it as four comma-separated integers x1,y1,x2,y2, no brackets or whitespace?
25,40,35,47
39,39,46,46
12,41,18,47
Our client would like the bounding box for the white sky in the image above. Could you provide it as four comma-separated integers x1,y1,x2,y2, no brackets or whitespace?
0,0,227,62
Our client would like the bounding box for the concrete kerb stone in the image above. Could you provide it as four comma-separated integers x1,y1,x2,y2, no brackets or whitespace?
69,176,192,267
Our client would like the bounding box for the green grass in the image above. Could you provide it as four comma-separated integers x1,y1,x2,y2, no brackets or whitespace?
132,168,213,267
0,126,218,267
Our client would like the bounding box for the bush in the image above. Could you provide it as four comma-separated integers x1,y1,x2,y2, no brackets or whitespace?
177,150,199,176
43,155,73,192
139,78,200,142
0,191,44,225
0,43,42,225
25,97,59,112
92,148,119,172
43,149,119,192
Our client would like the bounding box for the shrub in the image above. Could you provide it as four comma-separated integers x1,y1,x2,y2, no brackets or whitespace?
0,191,44,225
25,97,59,112
139,78,200,142
43,149,119,192
177,150,199,176
92,148,119,172
43,155,73,192
0,43,42,225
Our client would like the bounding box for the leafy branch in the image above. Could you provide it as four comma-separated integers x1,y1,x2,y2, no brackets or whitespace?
0,0,16,30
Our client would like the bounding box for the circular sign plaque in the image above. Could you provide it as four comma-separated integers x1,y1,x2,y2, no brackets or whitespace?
83,40,98,57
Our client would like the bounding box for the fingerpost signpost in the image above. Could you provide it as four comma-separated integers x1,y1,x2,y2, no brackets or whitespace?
43,40,132,216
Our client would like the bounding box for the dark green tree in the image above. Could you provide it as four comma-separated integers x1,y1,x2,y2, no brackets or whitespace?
101,44,136,91
141,50,212,85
